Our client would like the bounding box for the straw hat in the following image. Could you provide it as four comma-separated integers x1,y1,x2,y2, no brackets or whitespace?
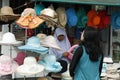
36,33,47,40
0,32,22,46
17,56,44,76
0,6,20,22
16,8,44,29
0,54,19,75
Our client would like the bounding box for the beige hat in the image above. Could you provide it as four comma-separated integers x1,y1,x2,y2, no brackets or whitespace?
0,6,20,22
36,33,47,40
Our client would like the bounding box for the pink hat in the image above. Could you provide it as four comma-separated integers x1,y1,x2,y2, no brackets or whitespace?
0,54,19,75
14,52,27,65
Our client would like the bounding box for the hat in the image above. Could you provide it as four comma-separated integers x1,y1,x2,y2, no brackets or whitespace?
0,54,19,75
36,33,47,40
56,7,67,28
87,9,100,28
18,36,48,54
16,8,44,29
34,4,45,16
0,6,20,22
111,11,120,29
40,35,61,50
17,56,44,76
98,10,110,29
38,54,62,72
0,32,22,46
14,52,27,65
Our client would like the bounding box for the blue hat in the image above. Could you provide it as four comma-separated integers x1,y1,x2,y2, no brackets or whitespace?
111,12,120,29
38,54,62,72
18,36,48,54
34,4,45,16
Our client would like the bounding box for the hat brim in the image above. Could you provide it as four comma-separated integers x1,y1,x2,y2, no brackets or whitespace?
0,61,18,75
0,41,23,46
17,64,44,76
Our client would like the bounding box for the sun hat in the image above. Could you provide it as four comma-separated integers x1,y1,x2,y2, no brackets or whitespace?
36,33,47,40
0,6,20,22
34,4,45,16
0,54,19,75
87,9,100,28
16,8,44,29
40,35,61,50
56,7,67,28
18,36,48,54
0,32,23,46
66,7,78,28
14,52,27,65
38,54,62,72
17,56,44,76
111,11,120,29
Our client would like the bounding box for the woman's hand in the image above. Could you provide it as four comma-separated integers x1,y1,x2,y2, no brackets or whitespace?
62,52,69,57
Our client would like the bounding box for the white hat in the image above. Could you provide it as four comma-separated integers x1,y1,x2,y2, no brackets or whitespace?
0,32,22,46
17,56,44,76
36,33,47,40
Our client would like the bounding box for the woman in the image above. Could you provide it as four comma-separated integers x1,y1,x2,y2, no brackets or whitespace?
49,27,71,73
69,27,103,80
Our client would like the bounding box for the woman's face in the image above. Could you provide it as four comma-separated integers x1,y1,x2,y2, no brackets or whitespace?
57,35,65,41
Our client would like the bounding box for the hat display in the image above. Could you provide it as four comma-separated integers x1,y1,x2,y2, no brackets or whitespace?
0,32,23,46
16,8,44,29
14,52,27,65
111,11,120,29
0,54,19,75
0,6,20,22
40,35,61,50
36,33,47,40
87,9,100,28
17,56,44,76
18,36,48,54
38,54,62,72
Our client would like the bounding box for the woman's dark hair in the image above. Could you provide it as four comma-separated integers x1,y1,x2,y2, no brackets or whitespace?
82,27,102,62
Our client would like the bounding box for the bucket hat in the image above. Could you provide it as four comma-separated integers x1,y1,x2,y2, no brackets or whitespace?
0,6,20,22
17,56,44,76
111,11,120,29
16,8,44,29
0,54,19,75
14,52,27,65
38,54,62,72
40,35,61,50
18,36,48,54
0,32,22,46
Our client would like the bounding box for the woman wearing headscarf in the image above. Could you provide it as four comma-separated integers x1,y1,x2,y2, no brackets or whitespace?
69,27,103,80
49,27,71,73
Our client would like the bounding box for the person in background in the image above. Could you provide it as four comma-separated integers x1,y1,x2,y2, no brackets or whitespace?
49,27,71,73
69,27,103,80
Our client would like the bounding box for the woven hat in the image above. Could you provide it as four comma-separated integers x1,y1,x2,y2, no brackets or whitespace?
87,9,100,28
17,56,44,76
0,32,22,46
0,54,19,75
18,36,48,54
16,8,44,29
38,54,62,72
36,33,47,40
111,11,120,29
0,6,20,22
40,35,61,50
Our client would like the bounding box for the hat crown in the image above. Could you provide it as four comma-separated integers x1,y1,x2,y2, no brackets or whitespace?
0,55,11,64
37,33,47,40
0,6,14,15
24,57,37,65
21,8,36,16
44,54,56,64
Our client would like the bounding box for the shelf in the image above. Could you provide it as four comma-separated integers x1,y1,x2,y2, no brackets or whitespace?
34,0,120,6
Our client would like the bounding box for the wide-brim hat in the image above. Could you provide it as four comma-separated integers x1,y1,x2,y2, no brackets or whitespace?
17,56,44,76
111,11,120,29
0,55,19,75
0,6,20,22
0,32,22,46
36,33,47,40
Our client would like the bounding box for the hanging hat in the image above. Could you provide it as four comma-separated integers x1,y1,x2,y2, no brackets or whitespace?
36,33,47,40
98,10,110,30
40,35,61,50
14,52,27,65
66,7,78,28
38,54,62,72
18,36,48,54
16,8,44,29
56,7,67,28
0,32,22,46
87,9,100,28
0,6,20,22
34,4,45,16
0,54,19,75
111,11,120,29
17,56,44,76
